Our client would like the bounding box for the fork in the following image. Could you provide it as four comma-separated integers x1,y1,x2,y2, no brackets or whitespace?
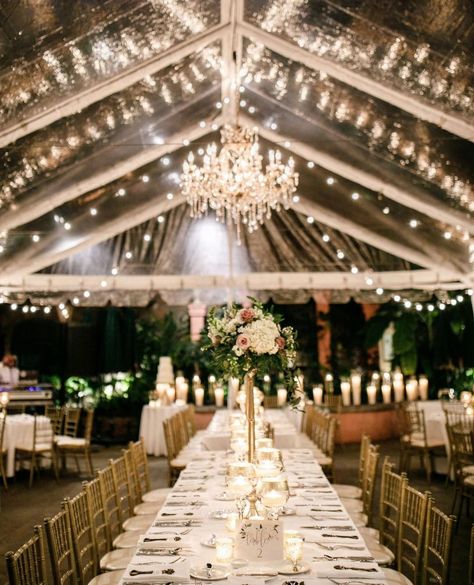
308,543,365,550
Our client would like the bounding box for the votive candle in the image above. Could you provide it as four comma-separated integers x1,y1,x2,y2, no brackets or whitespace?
215,536,234,564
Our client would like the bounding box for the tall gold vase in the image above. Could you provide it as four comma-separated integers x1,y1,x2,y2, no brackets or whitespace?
245,370,256,463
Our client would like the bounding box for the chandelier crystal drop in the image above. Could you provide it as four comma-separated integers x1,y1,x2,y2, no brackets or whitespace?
181,125,299,243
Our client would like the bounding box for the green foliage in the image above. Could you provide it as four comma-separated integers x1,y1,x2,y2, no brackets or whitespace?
65,376,95,406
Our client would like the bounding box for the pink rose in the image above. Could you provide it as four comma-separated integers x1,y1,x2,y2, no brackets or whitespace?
239,308,255,322
276,336,285,350
236,334,251,351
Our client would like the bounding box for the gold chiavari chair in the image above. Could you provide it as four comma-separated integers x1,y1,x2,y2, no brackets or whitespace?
445,412,474,483
44,509,77,585
399,404,445,483
129,438,170,504
302,402,314,438
397,484,430,583
450,422,474,517
360,457,408,567
63,408,81,438
110,455,154,533
5,525,49,585
177,410,190,446
323,394,342,410
0,411,8,489
421,499,455,585
45,406,64,436
64,493,98,585
184,405,197,437
263,395,278,409
97,466,140,550
469,524,474,585
122,448,161,516
6,404,25,415
56,409,94,477
163,418,186,486
15,414,59,487
345,445,380,526
333,434,371,499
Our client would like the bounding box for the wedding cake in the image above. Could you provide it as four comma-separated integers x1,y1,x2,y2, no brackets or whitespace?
156,356,174,385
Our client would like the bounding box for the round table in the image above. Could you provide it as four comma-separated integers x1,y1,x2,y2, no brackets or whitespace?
139,404,187,456
3,414,52,477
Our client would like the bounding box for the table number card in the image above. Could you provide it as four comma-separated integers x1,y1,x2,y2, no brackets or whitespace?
236,519,283,561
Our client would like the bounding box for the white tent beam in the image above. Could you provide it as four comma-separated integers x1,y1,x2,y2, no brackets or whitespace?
292,198,464,279
1,197,183,279
238,21,474,142
0,23,230,149
0,118,221,233
242,114,474,235
0,269,468,292
220,0,243,124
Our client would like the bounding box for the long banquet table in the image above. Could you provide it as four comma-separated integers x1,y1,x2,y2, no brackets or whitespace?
119,409,388,584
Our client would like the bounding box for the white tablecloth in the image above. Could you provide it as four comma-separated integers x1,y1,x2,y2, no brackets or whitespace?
139,404,188,456
119,411,387,585
3,414,52,477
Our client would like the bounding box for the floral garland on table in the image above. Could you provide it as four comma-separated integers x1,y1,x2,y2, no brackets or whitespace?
203,299,299,405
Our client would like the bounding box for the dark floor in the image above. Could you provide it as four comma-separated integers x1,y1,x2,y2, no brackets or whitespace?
0,440,470,585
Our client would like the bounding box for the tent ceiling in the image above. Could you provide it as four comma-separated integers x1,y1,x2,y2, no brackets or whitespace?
0,0,473,304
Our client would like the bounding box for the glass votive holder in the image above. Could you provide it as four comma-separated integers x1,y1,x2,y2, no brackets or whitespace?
215,536,234,564
285,536,304,572
255,437,273,450
225,512,239,532
283,529,302,547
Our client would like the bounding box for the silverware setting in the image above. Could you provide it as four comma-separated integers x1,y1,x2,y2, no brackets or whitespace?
153,520,201,527
310,543,365,550
136,548,183,556
301,525,355,531
333,565,379,572
312,555,374,562
321,533,359,539
160,512,195,517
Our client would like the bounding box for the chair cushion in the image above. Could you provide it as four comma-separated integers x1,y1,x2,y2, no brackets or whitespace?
463,475,474,487
382,567,414,585
142,487,171,504
100,548,135,571
410,438,445,448
333,483,362,499
88,569,125,585
133,501,162,515
316,456,333,467
56,436,86,447
170,459,187,468
113,530,142,549
363,536,395,567
340,498,364,513
347,511,368,527
462,465,474,476
359,526,380,540
122,514,155,532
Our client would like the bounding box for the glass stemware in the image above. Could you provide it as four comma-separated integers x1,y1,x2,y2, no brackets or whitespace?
257,476,289,519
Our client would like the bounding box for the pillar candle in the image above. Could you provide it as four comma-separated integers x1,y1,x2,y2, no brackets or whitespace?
340,381,351,406
406,381,417,401
192,374,201,390
419,376,429,401
381,384,392,404
351,374,362,406
393,372,405,402
194,386,204,407
277,388,287,406
176,382,188,402
175,375,185,388
166,386,175,404
366,384,377,405
371,372,381,390
312,385,323,405
215,386,225,407
382,371,391,386
324,373,334,394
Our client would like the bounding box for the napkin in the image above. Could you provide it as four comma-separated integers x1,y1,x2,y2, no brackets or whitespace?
314,560,383,579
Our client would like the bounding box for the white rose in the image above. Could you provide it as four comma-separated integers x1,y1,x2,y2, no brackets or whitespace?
241,318,281,355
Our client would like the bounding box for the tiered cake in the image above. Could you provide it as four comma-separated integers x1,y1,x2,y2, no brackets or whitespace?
156,356,174,385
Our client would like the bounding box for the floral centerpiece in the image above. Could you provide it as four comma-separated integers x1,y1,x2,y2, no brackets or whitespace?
203,297,299,396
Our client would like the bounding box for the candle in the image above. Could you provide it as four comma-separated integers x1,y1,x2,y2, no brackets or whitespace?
406,381,417,401
228,476,252,498
419,376,429,401
225,512,239,532
460,391,472,406
192,374,201,391
215,536,234,564
175,375,185,387
297,374,304,393
277,388,287,406
371,372,381,390
312,385,323,405
256,438,273,450
382,371,391,385
283,529,301,546
261,489,288,508
194,386,204,407
155,383,168,401
255,461,280,478
176,382,188,402
285,536,304,571
366,384,377,405
340,381,351,406
393,372,405,402
381,384,392,404
215,386,225,407
166,386,175,404
351,374,362,406
0,392,10,407
324,373,334,394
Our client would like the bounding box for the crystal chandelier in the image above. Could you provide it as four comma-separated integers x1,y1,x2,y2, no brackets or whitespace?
181,125,298,243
